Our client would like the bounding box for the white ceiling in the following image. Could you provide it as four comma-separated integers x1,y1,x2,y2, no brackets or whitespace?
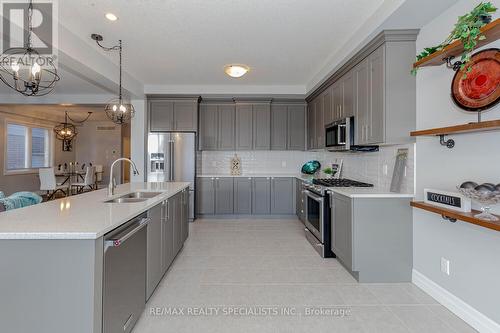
59,0,386,88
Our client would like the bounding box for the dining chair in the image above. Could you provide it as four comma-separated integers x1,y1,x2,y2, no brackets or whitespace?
39,167,69,200
94,165,104,189
71,166,96,194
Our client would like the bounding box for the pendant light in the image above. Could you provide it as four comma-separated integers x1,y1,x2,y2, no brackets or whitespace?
0,0,60,96
91,34,135,125
53,111,92,142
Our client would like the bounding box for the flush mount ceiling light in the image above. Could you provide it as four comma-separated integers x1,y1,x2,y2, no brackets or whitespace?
224,64,250,78
0,0,60,96
91,33,135,125
105,13,118,21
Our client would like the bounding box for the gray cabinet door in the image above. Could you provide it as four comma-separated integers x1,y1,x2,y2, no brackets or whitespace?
295,179,305,222
150,101,174,131
173,192,183,256
234,177,252,214
307,102,315,149
314,97,324,149
199,104,218,150
146,203,163,300
287,105,306,150
332,81,342,121
322,87,333,126
252,177,271,214
162,199,174,272
271,104,287,150
271,177,294,214
368,46,385,144
218,105,235,150
253,104,271,150
181,189,189,243
342,72,355,118
174,101,198,132
235,105,253,150
196,177,215,214
215,177,234,214
354,58,369,145
332,194,353,270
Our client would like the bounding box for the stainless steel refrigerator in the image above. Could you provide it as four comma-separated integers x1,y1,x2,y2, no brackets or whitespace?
147,133,196,221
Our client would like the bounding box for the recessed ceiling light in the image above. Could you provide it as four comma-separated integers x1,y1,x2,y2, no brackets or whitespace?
224,64,250,78
105,13,118,21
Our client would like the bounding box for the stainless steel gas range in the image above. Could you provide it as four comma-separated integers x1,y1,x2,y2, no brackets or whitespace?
303,178,373,257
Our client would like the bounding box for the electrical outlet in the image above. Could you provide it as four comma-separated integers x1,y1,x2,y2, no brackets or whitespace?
281,161,287,168
441,257,450,276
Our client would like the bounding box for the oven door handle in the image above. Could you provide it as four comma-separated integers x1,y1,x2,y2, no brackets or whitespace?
305,190,324,203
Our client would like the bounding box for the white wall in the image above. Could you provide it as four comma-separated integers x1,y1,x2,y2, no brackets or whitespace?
414,0,500,329
74,121,122,183
130,99,147,182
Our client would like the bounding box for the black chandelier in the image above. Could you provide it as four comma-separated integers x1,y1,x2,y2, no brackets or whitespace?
91,34,135,125
0,0,60,96
53,111,92,141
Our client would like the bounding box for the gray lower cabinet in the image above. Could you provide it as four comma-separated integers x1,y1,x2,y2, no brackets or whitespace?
149,98,199,132
181,189,189,243
196,177,215,214
252,177,271,214
234,178,252,214
295,178,306,223
172,191,183,256
215,177,234,214
147,202,163,300
270,177,294,214
162,199,174,272
330,192,413,282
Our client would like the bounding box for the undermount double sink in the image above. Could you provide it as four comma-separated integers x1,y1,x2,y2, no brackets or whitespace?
104,191,162,203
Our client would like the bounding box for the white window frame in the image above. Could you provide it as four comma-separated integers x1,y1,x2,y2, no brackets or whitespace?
4,119,55,175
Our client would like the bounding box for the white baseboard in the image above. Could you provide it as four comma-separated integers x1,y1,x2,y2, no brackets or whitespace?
412,269,500,333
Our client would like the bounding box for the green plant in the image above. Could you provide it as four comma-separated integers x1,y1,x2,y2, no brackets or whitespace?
412,2,497,75
323,167,333,175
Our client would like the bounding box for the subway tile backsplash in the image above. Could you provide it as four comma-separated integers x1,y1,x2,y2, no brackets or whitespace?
197,144,415,194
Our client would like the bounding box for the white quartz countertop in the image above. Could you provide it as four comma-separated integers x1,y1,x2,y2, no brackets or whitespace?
197,174,414,198
0,182,190,240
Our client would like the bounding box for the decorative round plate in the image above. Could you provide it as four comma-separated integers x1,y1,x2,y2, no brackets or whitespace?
301,160,321,175
451,48,500,112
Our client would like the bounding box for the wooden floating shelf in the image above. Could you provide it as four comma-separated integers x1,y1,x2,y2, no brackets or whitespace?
411,201,500,232
410,119,500,137
413,18,500,68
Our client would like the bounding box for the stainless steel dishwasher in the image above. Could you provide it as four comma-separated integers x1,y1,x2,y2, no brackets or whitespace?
103,213,150,333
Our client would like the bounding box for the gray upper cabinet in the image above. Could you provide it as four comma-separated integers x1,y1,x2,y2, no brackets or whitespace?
314,97,324,149
149,98,198,132
307,102,315,149
215,177,234,214
271,104,287,150
149,101,174,131
271,103,306,151
287,104,306,150
252,177,271,214
199,104,218,150
218,105,236,150
199,103,235,150
234,177,252,214
235,105,253,150
322,88,333,126
307,30,417,149
196,177,215,214
271,177,294,214
253,104,271,150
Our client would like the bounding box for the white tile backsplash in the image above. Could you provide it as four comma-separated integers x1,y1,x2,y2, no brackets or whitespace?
198,144,415,193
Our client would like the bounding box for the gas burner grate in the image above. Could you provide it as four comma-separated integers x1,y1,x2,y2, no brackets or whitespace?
312,178,374,188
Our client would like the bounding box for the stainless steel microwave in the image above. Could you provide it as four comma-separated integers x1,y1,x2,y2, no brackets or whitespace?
325,117,354,151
